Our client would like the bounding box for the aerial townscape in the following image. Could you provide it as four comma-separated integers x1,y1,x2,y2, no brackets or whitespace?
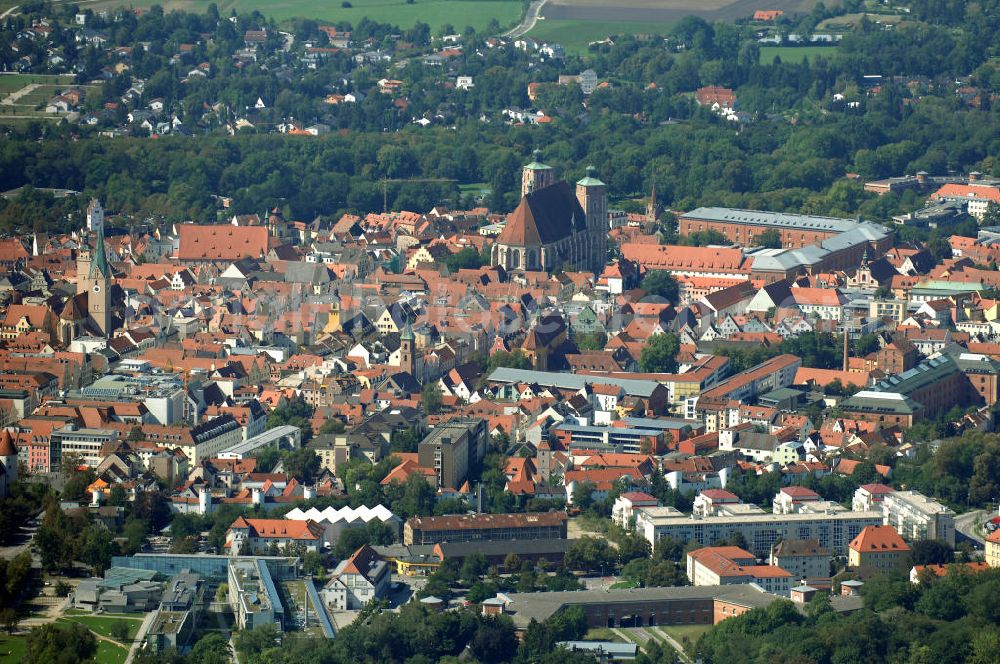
3,0,1000,663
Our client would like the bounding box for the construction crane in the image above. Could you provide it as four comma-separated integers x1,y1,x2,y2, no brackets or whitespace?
380,178,457,212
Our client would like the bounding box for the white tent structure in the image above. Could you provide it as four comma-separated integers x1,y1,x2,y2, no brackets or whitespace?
284,505,402,546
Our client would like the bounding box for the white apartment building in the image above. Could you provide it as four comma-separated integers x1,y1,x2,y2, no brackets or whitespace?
881,491,955,547
636,507,883,556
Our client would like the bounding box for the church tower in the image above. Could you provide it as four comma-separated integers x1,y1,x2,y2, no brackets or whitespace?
521,150,554,197
646,182,662,224
87,222,113,337
400,319,416,377
576,166,608,272
76,231,93,295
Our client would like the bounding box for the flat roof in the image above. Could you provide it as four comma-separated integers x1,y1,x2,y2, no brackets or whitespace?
503,585,780,628
488,367,661,398
149,610,188,635
638,509,883,526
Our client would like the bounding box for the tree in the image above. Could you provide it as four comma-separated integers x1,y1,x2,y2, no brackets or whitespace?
25,622,97,664
469,616,518,664
909,540,954,566
444,246,483,272
486,350,531,373
320,419,346,434
574,330,607,351
421,382,443,414
969,445,1000,506
334,527,371,561
854,332,881,357
234,624,281,660
267,396,315,443
640,333,680,373
565,536,616,574
571,480,597,511
756,228,782,248
983,201,1000,227
682,229,730,247
79,526,116,576
641,270,680,304
461,553,489,585
0,608,20,635
281,448,321,484
188,632,230,664
110,620,130,642
392,474,436,518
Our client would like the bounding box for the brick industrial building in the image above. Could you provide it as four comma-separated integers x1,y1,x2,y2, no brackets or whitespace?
403,511,568,545
840,351,1000,426
678,207,874,249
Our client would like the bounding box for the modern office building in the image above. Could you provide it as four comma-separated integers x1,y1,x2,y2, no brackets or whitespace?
228,558,285,631
417,418,487,490
51,423,118,469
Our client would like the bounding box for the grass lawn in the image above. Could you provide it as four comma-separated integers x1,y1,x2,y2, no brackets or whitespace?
0,74,76,94
60,615,143,642
86,0,523,32
89,640,128,664
658,624,711,648
609,579,640,589
528,19,672,54
0,634,28,663
583,627,626,642
759,45,839,64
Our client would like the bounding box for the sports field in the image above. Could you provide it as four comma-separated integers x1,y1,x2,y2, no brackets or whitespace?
85,0,524,31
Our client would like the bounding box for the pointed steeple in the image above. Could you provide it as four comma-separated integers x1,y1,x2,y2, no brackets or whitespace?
89,223,112,280
401,317,415,341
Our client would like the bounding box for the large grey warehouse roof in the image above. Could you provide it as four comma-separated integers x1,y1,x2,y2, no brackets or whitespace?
487,367,661,397
681,207,862,233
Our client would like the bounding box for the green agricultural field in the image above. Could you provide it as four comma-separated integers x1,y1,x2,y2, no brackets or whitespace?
528,19,672,54
759,45,840,64
0,634,28,663
86,0,523,32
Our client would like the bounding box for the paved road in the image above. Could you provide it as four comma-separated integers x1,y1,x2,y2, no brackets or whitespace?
503,0,547,39
614,626,693,664
125,609,159,664
955,509,987,546
0,6,18,19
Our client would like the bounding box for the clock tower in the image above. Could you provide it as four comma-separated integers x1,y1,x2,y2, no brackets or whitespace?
87,222,113,337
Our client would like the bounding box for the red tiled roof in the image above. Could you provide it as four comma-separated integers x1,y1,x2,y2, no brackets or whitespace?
177,224,269,261
850,525,909,553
